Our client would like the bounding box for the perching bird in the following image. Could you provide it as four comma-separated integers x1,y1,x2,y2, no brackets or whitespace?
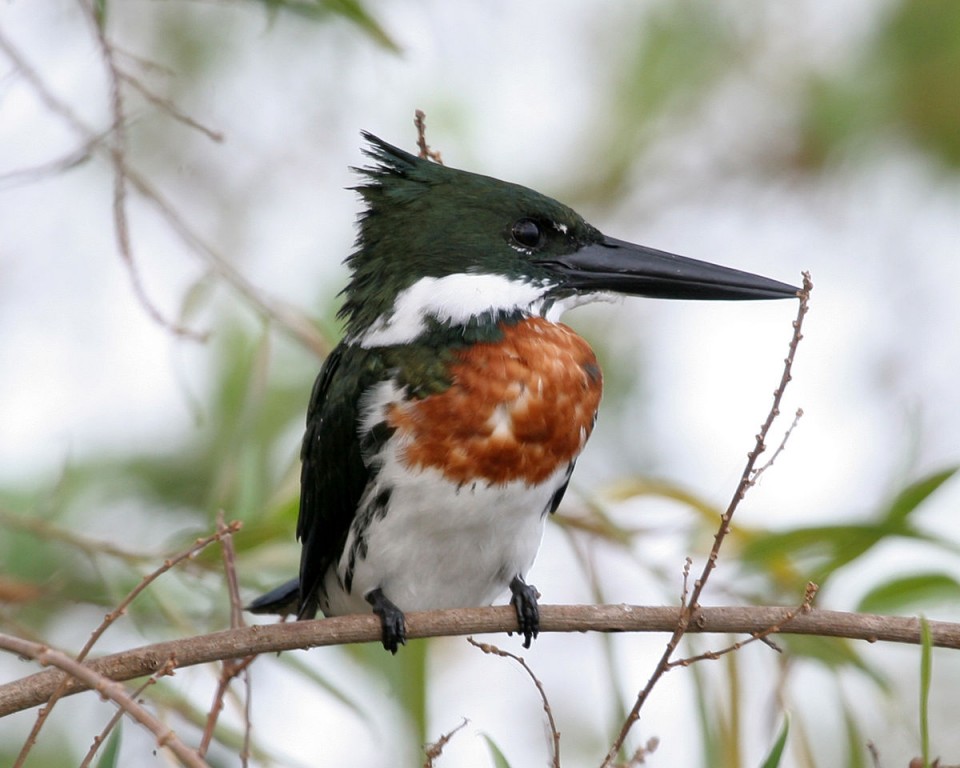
247,133,798,652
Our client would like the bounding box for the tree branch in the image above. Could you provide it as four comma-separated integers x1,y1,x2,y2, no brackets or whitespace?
3,603,960,718
0,635,206,767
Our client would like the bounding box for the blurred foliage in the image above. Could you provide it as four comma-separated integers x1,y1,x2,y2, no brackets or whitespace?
3,0,960,766
96,0,398,54
736,466,960,598
760,715,790,768
570,0,742,204
481,734,513,768
257,0,400,52
799,0,960,169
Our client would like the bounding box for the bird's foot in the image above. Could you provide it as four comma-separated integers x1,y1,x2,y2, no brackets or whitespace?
509,575,540,649
366,587,406,654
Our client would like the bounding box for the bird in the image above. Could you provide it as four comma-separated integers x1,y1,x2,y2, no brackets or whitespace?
247,132,798,653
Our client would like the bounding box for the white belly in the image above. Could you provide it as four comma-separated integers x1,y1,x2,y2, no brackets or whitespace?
320,461,566,616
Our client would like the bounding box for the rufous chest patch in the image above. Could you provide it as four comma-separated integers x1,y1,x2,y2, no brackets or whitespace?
386,317,603,485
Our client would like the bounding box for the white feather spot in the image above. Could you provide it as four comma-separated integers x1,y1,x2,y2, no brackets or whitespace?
487,404,514,439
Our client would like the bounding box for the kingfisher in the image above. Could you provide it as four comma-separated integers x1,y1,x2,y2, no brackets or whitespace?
247,132,798,653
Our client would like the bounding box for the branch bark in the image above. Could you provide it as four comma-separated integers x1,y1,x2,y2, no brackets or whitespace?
3,603,959,718
0,635,206,767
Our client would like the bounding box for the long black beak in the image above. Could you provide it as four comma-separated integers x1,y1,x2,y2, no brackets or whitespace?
540,236,798,300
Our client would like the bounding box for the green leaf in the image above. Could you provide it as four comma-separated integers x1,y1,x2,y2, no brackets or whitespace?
759,714,789,768
883,466,959,525
920,617,932,767
739,524,886,582
93,0,108,27
481,733,513,768
255,0,400,52
95,722,122,768
857,572,960,614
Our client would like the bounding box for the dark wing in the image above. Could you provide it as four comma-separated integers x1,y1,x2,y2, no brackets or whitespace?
296,342,384,619
546,461,576,516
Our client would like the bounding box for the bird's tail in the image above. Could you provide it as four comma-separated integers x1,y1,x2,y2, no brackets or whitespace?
245,577,301,617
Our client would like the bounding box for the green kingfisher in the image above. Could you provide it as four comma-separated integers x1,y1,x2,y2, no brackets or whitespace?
247,132,798,653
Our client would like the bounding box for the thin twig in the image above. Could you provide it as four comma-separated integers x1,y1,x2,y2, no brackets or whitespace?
468,638,560,768
668,582,818,668
199,512,254,762
119,71,224,142
600,273,812,767
0,635,207,768
751,407,804,484
0,23,330,358
0,507,156,564
110,44,177,77
14,522,241,766
78,657,177,768
414,109,443,164
615,737,659,767
78,0,206,341
0,134,102,186
680,556,693,606
423,717,469,768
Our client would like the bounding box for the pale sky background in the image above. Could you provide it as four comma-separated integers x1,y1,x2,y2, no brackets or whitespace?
1,1,959,766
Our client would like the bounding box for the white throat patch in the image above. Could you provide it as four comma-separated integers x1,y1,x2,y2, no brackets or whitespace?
355,273,553,348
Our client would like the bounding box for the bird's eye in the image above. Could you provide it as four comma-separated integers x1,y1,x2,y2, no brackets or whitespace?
511,218,543,249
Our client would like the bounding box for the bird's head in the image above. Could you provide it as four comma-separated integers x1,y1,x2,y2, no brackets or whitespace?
340,133,797,347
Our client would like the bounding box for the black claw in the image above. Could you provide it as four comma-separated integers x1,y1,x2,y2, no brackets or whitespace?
366,587,407,654
509,575,540,649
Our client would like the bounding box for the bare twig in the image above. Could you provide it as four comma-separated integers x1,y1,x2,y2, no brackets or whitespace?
0,134,102,186
199,512,254,763
414,109,444,164
468,638,560,768
110,44,177,78
600,273,812,766
119,71,224,142
0,23,330,358
680,556,693,606
122,168,331,358
78,0,207,341
751,407,804,484
0,635,207,768
14,522,241,766
87,522,242,661
423,717,469,768
615,737,659,767
3,602,960,719
0,507,155,564
78,657,177,768
0,28,80,129
668,582,818,668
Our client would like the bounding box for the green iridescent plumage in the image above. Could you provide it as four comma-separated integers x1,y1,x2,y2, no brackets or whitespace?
339,132,604,340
